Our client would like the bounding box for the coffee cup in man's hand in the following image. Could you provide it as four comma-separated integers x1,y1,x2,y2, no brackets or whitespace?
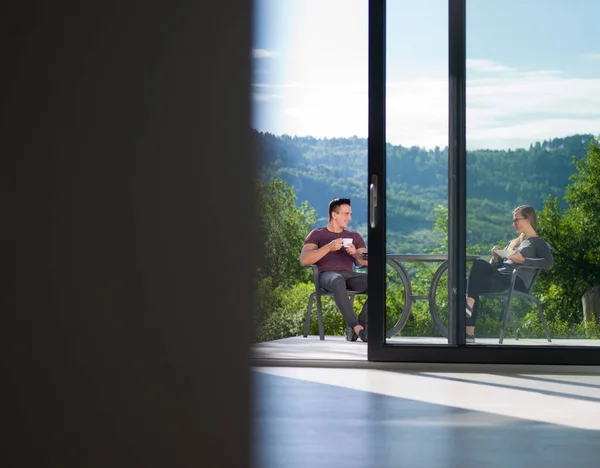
342,238,353,247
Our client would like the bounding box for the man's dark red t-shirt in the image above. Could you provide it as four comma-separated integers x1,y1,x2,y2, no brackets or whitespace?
304,227,367,272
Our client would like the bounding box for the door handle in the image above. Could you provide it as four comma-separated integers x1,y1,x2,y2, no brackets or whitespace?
369,174,378,228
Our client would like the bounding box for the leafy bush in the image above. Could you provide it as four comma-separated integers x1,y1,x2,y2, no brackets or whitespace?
253,277,283,342
255,281,367,341
398,301,439,337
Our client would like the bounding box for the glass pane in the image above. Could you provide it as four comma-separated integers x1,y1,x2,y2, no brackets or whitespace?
251,0,371,350
385,1,450,345
466,0,600,347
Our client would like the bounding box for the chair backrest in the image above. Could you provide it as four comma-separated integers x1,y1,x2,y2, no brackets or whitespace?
309,264,321,291
521,239,552,294
524,267,541,294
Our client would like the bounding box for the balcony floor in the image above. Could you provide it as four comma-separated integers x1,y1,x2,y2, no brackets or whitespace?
251,335,600,371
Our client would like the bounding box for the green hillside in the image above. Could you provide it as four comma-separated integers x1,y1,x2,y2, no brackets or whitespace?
253,130,594,253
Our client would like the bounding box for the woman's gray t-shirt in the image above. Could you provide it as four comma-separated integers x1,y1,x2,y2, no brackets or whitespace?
492,236,553,289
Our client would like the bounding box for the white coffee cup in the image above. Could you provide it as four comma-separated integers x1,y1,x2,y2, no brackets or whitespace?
342,238,353,247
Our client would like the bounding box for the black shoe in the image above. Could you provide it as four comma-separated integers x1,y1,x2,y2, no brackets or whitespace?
345,326,358,342
466,333,475,344
358,328,368,343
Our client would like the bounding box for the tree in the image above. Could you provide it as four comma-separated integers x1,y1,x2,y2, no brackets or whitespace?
537,137,600,324
255,178,316,288
253,178,317,342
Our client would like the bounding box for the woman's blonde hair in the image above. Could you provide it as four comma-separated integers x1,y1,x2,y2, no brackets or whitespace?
507,233,525,250
507,205,537,250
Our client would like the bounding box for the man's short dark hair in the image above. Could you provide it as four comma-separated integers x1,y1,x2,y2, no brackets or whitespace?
328,197,351,220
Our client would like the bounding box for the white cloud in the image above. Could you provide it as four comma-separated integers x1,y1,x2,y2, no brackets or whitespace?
252,48,277,59
467,118,600,150
254,59,600,150
580,53,600,61
465,61,600,148
467,59,517,74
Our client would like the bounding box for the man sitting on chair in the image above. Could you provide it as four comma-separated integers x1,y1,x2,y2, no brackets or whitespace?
300,197,369,342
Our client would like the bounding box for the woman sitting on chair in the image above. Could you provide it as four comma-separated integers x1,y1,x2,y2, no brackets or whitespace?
465,205,553,343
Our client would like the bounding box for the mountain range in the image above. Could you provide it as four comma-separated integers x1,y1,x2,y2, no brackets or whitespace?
253,130,595,252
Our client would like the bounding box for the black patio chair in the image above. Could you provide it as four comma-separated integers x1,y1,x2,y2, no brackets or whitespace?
478,265,551,344
303,264,366,341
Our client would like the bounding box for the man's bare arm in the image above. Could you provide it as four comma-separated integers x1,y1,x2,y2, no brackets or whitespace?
300,239,343,266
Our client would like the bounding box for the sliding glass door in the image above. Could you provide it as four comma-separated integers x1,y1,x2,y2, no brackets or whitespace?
368,0,600,364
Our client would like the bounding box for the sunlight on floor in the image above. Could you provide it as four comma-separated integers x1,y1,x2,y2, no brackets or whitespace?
255,367,600,431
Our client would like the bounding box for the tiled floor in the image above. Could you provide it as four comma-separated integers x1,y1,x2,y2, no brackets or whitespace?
253,366,600,467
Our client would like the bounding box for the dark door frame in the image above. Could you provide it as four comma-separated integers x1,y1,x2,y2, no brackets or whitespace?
367,0,600,365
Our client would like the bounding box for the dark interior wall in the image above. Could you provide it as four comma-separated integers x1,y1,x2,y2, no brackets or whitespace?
2,2,254,467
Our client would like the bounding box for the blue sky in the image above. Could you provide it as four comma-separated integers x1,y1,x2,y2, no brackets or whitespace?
252,0,600,150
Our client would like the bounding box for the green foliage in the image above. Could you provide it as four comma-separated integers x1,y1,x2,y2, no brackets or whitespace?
428,204,495,256
254,277,281,342
430,205,448,253
256,178,316,288
254,178,318,341
395,277,439,337
254,281,365,342
385,269,410,332
468,298,600,340
537,137,600,325
254,282,312,342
